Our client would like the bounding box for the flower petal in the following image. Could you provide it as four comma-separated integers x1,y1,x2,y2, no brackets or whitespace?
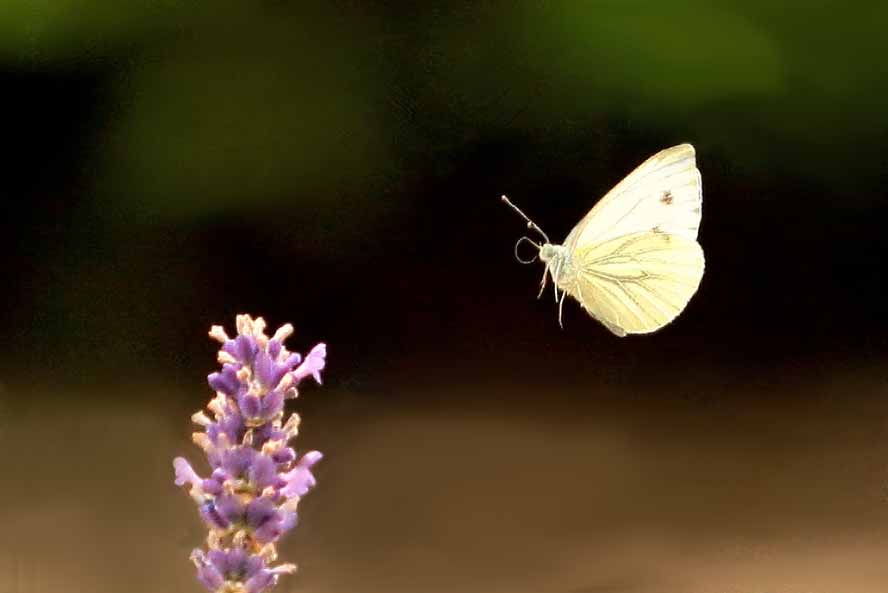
244,570,276,593
196,563,224,591
207,364,241,396
238,392,261,419
271,446,295,465
253,350,277,390
248,453,278,491
215,493,246,523
259,389,284,421
292,343,326,384
280,451,322,498
221,446,256,478
173,457,203,488
231,335,259,365
246,496,277,530
199,500,230,530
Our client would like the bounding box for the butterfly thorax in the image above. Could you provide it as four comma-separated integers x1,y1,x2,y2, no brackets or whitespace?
539,243,577,290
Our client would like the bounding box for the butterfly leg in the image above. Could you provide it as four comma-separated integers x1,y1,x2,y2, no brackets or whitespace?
537,267,548,299
557,291,566,328
552,260,564,303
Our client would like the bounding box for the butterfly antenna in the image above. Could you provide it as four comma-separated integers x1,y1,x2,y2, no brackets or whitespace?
501,195,550,244
514,236,540,264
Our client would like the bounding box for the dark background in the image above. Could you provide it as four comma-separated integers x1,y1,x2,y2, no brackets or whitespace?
2,2,888,592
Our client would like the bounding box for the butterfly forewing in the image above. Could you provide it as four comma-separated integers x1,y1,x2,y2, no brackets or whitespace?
570,231,705,335
563,144,702,251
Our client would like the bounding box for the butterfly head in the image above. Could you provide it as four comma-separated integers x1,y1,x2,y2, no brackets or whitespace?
501,194,567,304
539,243,564,264
538,243,573,307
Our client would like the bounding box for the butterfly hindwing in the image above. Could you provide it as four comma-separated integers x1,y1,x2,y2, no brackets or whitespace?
569,230,705,335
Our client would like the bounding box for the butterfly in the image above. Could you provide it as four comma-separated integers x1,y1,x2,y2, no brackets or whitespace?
502,143,704,336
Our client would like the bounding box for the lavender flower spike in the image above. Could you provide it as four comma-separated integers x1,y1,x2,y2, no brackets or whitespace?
174,314,326,593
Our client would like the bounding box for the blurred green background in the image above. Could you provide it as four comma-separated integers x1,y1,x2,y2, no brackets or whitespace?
3,2,888,592
4,0,888,382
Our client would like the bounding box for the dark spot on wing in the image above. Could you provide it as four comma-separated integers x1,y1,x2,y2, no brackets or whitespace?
660,190,674,205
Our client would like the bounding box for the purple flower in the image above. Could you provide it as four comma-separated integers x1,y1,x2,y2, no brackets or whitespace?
175,315,326,593
192,548,294,593
293,343,327,384
201,476,223,496
207,364,241,397
173,457,203,489
252,423,286,447
199,500,230,530
206,406,245,448
214,492,246,523
238,387,286,425
281,451,323,498
248,453,280,491
270,446,296,465
246,496,285,543
259,389,285,420
194,553,224,591
238,391,262,419
223,334,259,366
220,446,256,478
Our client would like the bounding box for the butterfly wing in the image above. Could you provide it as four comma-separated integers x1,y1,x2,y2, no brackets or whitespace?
567,231,705,336
563,144,702,252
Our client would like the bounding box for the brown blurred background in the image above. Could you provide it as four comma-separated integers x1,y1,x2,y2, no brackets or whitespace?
3,1,888,592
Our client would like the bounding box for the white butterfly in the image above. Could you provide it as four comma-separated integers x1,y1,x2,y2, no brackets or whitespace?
502,143,705,336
